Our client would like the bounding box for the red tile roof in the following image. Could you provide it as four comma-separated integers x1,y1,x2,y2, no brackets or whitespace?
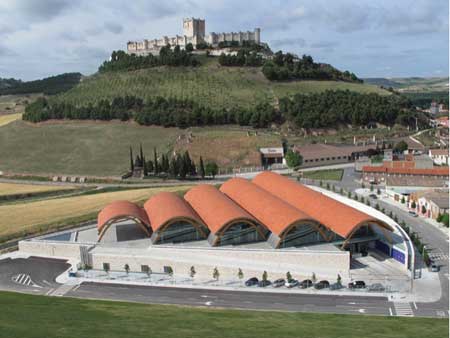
184,184,258,235
144,192,204,232
97,200,150,237
252,171,391,238
220,177,315,236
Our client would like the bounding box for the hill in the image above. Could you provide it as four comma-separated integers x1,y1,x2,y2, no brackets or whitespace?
364,77,449,92
55,59,388,111
0,73,82,96
0,77,21,90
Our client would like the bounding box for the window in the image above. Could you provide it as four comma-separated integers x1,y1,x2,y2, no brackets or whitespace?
141,265,150,273
332,157,335,160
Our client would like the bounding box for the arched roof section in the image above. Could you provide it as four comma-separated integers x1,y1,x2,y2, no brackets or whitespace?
184,184,259,235
97,200,151,241
219,178,316,236
252,171,393,238
144,192,205,233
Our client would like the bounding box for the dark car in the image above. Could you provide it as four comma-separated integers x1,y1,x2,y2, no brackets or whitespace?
258,280,272,287
348,280,366,289
369,194,378,199
299,279,313,289
408,211,418,217
272,278,285,288
330,282,343,290
285,279,300,288
314,280,330,290
245,277,259,287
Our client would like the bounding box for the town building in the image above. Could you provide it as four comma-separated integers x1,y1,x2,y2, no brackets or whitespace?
409,189,449,220
429,148,449,166
259,147,285,168
294,144,377,168
127,18,261,56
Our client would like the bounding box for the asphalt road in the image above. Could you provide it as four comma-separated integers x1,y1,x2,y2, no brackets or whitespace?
0,256,69,294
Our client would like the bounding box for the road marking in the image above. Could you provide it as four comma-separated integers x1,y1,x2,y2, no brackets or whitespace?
205,301,213,306
393,302,414,317
428,253,449,261
358,309,366,313
46,289,55,296
11,274,41,288
436,310,446,317
413,302,417,310
389,307,393,316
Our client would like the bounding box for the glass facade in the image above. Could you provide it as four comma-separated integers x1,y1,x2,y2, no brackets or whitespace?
218,222,265,246
156,221,206,244
279,223,327,248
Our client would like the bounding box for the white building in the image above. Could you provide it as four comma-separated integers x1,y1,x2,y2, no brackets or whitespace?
429,148,449,166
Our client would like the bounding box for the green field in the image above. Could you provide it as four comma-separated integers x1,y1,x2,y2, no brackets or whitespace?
301,169,344,181
0,291,446,338
364,77,449,93
0,120,180,176
54,61,389,110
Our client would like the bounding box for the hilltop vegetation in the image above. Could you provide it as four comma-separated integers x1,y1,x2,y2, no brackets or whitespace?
0,73,81,95
0,77,21,90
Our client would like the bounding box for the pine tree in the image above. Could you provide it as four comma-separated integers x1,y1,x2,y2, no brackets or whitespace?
139,143,144,167
129,146,134,172
199,156,205,178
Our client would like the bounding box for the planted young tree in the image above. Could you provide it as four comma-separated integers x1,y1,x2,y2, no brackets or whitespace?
213,267,220,281
238,268,244,280
337,274,342,287
205,161,219,178
326,182,330,190
411,200,417,209
401,196,406,204
286,271,292,282
285,149,303,168
340,187,344,195
375,203,380,210
190,266,196,279
124,264,130,275
377,188,381,195
166,266,174,278
311,272,317,284
262,271,268,282
421,205,427,215
370,184,374,192
199,156,205,179
319,180,323,187
347,191,352,198
103,263,110,275
361,183,366,189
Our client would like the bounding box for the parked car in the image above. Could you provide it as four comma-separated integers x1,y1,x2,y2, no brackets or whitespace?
348,280,366,289
368,283,385,292
369,194,378,199
431,264,440,272
258,280,272,287
330,282,343,290
299,279,313,289
408,211,418,217
245,277,259,287
272,278,285,288
285,279,299,288
314,280,330,290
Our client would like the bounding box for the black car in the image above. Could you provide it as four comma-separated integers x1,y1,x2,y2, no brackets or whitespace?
299,279,313,289
348,280,366,289
245,277,259,287
258,280,272,287
314,280,330,290
272,278,285,288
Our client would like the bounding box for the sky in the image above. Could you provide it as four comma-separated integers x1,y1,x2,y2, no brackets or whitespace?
0,0,448,80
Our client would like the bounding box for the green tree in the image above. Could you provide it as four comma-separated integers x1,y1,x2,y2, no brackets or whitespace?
347,191,352,198
441,213,449,227
205,161,219,178
199,156,205,179
262,271,268,282
393,141,408,153
311,272,317,284
340,187,344,195
286,271,292,282
103,263,110,275
129,146,134,172
153,148,159,175
401,196,405,204
377,188,381,195
190,266,196,279
375,203,380,210
213,267,220,281
421,205,427,214
185,43,194,52
411,200,417,209
238,268,244,280
166,266,173,277
124,264,130,275
337,274,342,287
285,149,303,168
370,184,374,192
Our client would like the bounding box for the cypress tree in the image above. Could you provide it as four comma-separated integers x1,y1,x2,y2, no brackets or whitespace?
129,146,134,171
143,155,148,176
139,143,144,167
199,156,205,178
153,148,159,175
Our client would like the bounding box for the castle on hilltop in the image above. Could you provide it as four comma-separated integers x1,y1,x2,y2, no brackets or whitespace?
127,18,261,56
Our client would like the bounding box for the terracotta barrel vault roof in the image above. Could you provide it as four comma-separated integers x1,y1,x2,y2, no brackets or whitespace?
252,171,392,238
97,200,150,238
184,184,259,235
220,177,316,236
144,191,205,232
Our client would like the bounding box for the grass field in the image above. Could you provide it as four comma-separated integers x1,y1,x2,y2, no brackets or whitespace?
54,61,389,110
0,291,447,338
0,182,75,197
301,169,344,181
0,185,191,241
0,120,180,176
174,127,281,168
0,93,42,115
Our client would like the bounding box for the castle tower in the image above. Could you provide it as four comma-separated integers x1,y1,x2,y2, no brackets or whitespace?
254,28,261,44
183,18,205,38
